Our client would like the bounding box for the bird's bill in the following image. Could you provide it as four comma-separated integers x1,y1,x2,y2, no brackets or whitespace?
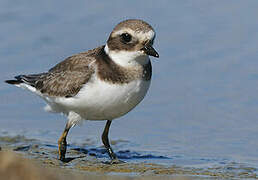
141,43,159,58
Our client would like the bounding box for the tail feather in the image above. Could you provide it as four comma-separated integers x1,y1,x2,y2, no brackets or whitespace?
5,73,47,87
5,79,22,85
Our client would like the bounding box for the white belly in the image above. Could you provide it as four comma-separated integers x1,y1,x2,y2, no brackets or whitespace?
49,77,151,120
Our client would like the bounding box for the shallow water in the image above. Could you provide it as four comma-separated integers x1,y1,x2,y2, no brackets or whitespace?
1,136,257,179
1,0,258,177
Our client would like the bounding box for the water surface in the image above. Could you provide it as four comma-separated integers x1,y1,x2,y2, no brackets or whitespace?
1,0,258,175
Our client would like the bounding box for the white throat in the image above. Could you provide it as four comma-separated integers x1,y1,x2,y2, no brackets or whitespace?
104,45,149,67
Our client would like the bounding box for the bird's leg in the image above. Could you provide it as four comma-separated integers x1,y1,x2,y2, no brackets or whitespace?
102,120,123,164
58,122,72,161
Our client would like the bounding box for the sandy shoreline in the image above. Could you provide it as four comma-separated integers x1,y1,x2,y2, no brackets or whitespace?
0,135,257,179
0,151,193,180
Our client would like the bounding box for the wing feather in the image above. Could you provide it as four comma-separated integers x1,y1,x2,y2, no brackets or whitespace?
36,54,95,97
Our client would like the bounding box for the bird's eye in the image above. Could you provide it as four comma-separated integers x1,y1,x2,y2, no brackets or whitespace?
120,33,132,43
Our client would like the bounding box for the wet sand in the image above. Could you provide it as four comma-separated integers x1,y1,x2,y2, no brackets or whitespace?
0,135,257,180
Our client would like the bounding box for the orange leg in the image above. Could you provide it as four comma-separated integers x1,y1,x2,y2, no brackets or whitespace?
58,123,72,161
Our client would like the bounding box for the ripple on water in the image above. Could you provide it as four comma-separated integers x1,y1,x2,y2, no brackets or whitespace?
0,134,258,179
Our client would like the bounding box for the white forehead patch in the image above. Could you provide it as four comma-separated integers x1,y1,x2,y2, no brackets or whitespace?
112,28,155,42
138,30,155,41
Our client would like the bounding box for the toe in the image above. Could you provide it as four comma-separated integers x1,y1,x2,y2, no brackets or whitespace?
110,158,125,164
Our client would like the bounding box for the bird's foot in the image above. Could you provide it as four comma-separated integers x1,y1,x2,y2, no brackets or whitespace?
110,158,125,164
58,139,67,161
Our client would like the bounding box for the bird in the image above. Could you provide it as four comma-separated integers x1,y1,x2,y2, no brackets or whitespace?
5,19,159,163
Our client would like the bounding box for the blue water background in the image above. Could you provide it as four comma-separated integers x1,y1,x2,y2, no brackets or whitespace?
1,0,258,167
